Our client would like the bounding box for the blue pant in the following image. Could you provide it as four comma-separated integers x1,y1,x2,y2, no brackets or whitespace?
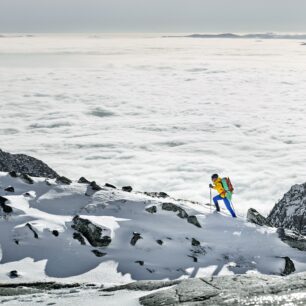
213,195,236,218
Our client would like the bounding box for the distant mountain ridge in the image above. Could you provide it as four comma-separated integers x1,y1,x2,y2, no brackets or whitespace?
164,33,306,40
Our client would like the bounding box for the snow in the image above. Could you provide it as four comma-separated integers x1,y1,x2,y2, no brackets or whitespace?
1,171,306,289
1,34,306,217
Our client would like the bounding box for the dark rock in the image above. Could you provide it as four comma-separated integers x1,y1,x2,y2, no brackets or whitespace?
267,182,306,234
20,173,34,184
0,149,59,179
276,227,306,251
191,238,200,246
156,240,163,245
52,230,59,237
146,268,154,273
4,186,14,192
26,223,39,239
92,250,107,257
187,215,201,228
23,192,31,197
9,270,19,278
144,192,169,199
9,171,18,178
14,239,19,245
135,261,144,266
105,183,116,189
73,232,86,245
130,232,142,246
56,176,72,185
90,181,102,191
281,256,295,276
122,186,133,192
78,177,90,184
72,216,111,247
162,203,188,219
247,208,271,227
0,196,13,214
145,206,157,214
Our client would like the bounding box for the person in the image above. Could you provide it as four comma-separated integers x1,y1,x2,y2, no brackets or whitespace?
209,174,236,218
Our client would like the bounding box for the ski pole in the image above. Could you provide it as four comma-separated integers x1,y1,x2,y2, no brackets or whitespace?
210,188,212,212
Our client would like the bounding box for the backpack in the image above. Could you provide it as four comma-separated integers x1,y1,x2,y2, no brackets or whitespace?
221,177,234,199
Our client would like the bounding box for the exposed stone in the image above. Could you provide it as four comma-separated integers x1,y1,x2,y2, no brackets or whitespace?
20,173,34,184
73,232,86,245
187,255,198,262
78,177,90,184
156,240,163,245
122,186,133,192
267,182,306,234
145,192,169,199
130,232,142,246
145,206,157,214
276,227,306,251
4,186,14,193
9,270,19,278
56,176,72,185
90,181,102,191
71,216,111,247
0,196,13,214
135,261,144,266
26,223,39,239
52,230,59,237
92,250,107,257
247,208,271,227
187,215,201,228
0,149,59,179
162,203,188,219
105,183,116,189
23,192,31,197
281,256,295,276
191,238,200,246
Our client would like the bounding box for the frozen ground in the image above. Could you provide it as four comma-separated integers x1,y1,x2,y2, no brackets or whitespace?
0,34,306,216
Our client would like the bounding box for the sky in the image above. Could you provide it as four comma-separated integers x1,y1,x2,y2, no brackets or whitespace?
0,0,306,33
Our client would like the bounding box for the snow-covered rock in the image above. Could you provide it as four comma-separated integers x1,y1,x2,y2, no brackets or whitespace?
0,149,59,179
247,208,271,227
267,182,306,234
1,171,306,286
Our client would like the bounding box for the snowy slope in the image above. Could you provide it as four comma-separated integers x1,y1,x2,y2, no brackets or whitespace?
1,171,306,286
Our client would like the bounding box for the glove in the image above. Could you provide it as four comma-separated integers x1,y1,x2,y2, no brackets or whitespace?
209,184,213,188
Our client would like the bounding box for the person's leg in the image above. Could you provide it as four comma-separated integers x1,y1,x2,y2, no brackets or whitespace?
223,197,236,218
213,195,221,211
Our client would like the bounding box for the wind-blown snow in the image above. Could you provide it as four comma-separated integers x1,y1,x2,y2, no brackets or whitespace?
1,172,306,285
0,34,306,216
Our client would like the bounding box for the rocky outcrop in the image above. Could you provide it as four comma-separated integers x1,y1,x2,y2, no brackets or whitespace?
145,192,169,199
0,149,59,179
281,256,295,276
267,182,306,234
0,196,13,214
247,208,271,226
56,176,72,185
71,216,111,247
145,206,157,214
277,227,306,251
162,203,188,219
137,273,306,306
122,186,133,192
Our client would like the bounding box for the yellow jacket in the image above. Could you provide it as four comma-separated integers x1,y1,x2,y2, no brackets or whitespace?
213,178,226,198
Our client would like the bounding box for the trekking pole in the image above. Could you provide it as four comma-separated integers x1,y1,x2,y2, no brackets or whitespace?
210,188,212,213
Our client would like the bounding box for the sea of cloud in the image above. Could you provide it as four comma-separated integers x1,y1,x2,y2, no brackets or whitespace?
0,34,305,216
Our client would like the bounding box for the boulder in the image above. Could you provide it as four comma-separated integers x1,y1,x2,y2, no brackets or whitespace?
156,240,163,245
135,261,144,266
145,192,169,199
0,196,13,214
267,182,306,234
52,230,59,237
105,183,116,189
247,208,271,227
276,227,306,251
56,176,72,185
281,256,295,276
191,238,200,246
4,186,14,193
0,149,59,178
78,177,90,184
8,171,18,178
71,216,111,247
92,250,107,257
162,203,188,219
187,215,201,228
90,181,102,191
20,173,34,184
9,270,19,278
122,186,133,192
145,206,157,214
130,232,142,246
